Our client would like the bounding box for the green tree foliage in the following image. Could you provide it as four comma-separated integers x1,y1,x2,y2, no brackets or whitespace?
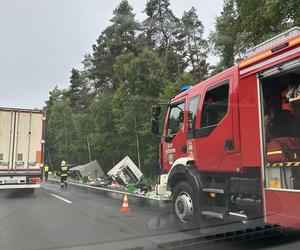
89,88,118,171
45,87,92,170
143,0,185,81
236,0,300,48
65,68,91,112
143,0,179,52
210,0,239,71
212,0,300,70
112,49,167,176
85,0,140,90
180,7,209,81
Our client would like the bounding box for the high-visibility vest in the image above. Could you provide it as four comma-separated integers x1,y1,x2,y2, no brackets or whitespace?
60,166,68,177
44,165,49,172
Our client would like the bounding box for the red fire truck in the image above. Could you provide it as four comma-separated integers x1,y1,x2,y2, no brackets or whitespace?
151,27,300,230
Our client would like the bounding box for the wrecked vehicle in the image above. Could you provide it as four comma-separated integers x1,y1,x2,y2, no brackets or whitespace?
107,156,143,186
69,160,105,182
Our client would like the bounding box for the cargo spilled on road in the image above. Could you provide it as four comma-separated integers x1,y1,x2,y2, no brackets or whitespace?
64,156,157,199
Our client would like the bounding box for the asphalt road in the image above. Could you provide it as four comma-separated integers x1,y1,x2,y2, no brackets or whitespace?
0,182,300,250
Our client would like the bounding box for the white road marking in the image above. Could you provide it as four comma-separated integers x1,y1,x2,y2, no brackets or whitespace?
51,194,72,204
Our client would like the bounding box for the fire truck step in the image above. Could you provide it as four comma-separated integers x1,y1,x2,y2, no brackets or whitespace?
202,188,224,194
229,211,248,219
201,206,228,219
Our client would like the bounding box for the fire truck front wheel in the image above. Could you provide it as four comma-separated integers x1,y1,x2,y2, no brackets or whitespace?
172,181,200,230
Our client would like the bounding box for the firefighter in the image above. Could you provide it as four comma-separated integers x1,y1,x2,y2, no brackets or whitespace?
60,160,69,188
44,164,49,181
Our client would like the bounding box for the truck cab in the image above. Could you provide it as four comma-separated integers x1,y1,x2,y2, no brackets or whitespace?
151,27,300,230
161,68,239,173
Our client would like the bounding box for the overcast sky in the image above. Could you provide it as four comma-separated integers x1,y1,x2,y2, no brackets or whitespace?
0,0,223,109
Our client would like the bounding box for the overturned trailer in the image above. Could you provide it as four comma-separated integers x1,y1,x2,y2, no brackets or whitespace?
69,160,105,181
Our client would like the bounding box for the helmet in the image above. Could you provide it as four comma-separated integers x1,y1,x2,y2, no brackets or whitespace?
61,160,66,167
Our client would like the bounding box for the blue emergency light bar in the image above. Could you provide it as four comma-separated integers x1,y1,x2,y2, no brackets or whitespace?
180,85,192,92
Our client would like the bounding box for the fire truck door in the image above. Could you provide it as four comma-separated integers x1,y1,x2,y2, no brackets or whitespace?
193,79,234,171
162,99,188,171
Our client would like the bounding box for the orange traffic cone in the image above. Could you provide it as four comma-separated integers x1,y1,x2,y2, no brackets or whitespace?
120,194,131,212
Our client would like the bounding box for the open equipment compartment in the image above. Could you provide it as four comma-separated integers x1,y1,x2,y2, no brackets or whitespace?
260,60,300,190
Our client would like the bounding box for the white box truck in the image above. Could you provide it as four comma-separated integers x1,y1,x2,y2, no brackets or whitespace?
0,107,45,192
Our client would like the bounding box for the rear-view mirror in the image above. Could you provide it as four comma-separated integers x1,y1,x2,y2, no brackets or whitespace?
151,105,161,119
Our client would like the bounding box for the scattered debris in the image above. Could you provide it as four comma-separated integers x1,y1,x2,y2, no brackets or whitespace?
90,178,109,187
145,191,158,199
68,157,157,198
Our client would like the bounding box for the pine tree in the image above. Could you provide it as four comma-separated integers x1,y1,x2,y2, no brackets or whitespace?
143,0,184,81
181,7,208,81
211,0,239,71
65,68,91,112
85,0,140,90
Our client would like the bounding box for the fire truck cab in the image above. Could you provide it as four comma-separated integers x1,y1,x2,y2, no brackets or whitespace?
151,27,300,230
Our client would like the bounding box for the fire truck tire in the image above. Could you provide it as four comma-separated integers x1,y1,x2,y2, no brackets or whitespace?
172,181,200,231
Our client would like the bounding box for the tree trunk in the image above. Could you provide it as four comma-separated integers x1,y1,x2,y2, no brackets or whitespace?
134,116,141,170
86,135,92,162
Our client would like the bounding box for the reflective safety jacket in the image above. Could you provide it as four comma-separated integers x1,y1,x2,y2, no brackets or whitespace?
60,166,69,177
44,165,49,172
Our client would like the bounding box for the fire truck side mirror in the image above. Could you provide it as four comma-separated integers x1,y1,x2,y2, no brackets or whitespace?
150,118,159,135
151,105,161,119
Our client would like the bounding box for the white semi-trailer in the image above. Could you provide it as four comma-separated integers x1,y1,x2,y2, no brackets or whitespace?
0,107,45,192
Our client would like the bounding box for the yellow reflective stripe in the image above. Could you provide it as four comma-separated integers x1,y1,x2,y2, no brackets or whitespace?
273,162,284,167
266,162,283,167
289,36,300,47
266,162,300,167
239,50,273,68
267,151,282,156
